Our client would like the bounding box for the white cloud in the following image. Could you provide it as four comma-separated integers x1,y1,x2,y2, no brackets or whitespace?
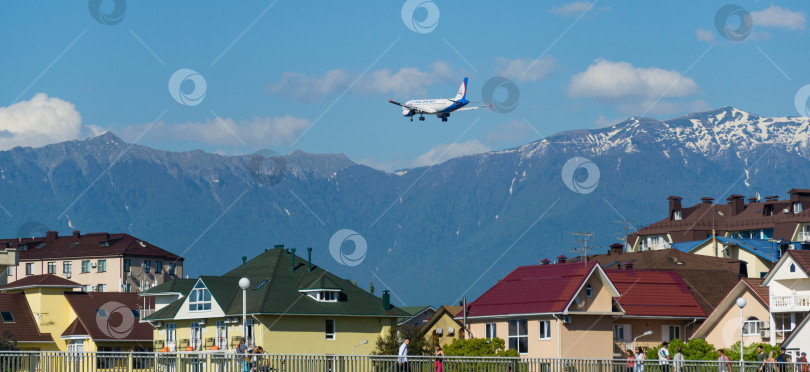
120,115,311,148
548,2,595,16
0,93,85,150
486,120,536,144
752,5,806,30
696,28,716,44
494,57,555,83
267,62,457,102
567,59,700,103
411,140,490,168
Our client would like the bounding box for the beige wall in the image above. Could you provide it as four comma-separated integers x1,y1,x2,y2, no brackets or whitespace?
612,318,695,355
691,242,772,278
701,291,770,349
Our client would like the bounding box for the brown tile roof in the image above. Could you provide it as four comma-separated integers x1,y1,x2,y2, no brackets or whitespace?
0,293,54,343
61,318,89,337
64,292,153,342
741,278,769,305
786,250,810,274
0,231,183,261
0,274,81,291
605,270,706,318
572,249,742,315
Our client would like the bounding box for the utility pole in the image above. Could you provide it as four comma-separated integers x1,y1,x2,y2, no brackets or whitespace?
570,232,596,265
613,219,636,252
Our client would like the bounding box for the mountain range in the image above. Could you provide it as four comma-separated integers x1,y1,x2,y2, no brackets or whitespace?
2,107,810,306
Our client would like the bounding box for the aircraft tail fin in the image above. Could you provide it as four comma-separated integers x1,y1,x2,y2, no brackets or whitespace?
452,77,468,102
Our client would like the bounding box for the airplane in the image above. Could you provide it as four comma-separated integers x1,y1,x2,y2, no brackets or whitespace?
389,77,488,122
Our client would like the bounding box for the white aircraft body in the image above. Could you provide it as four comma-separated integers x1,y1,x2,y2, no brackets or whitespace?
389,78,487,122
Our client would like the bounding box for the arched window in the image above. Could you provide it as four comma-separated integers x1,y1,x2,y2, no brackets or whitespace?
790,263,796,273
742,317,760,336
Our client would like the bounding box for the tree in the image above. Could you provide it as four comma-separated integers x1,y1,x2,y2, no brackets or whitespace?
372,326,431,356
443,337,519,357
0,330,18,351
646,339,718,360
726,343,780,362
369,281,375,295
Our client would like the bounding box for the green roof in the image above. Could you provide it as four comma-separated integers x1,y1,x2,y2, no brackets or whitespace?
398,306,433,316
144,248,407,321
141,278,196,295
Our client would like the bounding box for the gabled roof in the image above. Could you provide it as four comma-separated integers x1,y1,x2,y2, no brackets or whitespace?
421,305,464,334
762,249,810,285
397,306,437,326
691,278,770,339
716,237,779,262
464,262,619,318
605,270,706,318
144,248,408,321
0,274,81,291
0,231,183,261
61,318,89,338
63,292,153,342
0,293,54,343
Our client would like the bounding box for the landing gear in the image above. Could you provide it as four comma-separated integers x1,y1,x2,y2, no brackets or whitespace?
441,117,448,122
419,116,425,121
410,117,413,122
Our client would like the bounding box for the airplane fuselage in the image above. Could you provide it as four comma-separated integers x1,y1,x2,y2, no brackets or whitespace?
402,99,468,117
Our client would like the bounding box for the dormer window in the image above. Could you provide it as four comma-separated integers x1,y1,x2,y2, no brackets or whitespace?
673,210,682,220
189,282,212,311
300,289,340,302
790,263,796,273
794,202,803,214
585,284,593,298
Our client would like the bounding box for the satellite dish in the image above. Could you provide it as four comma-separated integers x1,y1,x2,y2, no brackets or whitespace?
576,296,585,308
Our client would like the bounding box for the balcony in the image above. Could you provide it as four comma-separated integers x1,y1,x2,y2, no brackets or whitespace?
771,294,810,312
799,231,810,242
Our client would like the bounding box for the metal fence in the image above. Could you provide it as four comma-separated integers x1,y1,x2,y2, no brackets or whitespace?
0,352,807,372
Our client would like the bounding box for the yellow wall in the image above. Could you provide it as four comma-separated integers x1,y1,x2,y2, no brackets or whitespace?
691,242,772,278
23,287,75,351
423,313,463,346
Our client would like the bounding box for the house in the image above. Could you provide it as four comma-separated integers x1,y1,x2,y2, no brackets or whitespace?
0,274,152,352
605,270,706,355
420,305,465,346
628,190,810,250
460,260,624,359
781,313,810,359
690,278,770,349
0,248,18,285
397,306,437,329
762,249,810,345
1,230,184,293
140,246,407,355
670,237,777,279
572,245,743,315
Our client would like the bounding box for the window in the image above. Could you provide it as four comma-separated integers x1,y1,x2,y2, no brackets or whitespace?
666,325,681,341
63,261,72,274
743,317,760,336
794,202,803,214
325,319,335,340
169,263,176,275
1,311,14,323
100,241,109,247
245,319,255,348
25,263,34,275
538,320,551,340
82,285,90,292
124,259,131,273
673,210,682,220
47,262,56,274
508,319,528,354
485,323,497,339
305,290,340,302
97,308,109,318
97,284,106,292
790,263,796,273
586,283,593,298
6,267,11,276
124,283,131,292
189,281,212,311
143,260,150,273
215,321,228,348
166,323,177,347
614,325,625,340
81,260,91,273
154,261,162,274
97,260,106,273
190,322,202,350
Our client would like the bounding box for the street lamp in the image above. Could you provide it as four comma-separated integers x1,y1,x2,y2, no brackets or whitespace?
633,330,654,351
239,277,251,348
352,340,368,355
736,297,747,363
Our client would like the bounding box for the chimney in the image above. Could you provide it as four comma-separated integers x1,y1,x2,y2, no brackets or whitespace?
241,256,247,265
747,197,758,204
72,230,81,239
274,244,284,251
610,243,623,255
701,197,714,204
290,248,296,271
765,195,778,201
306,247,312,272
727,194,745,215
382,290,391,310
668,196,682,220
557,255,567,264
46,231,58,241
540,258,551,265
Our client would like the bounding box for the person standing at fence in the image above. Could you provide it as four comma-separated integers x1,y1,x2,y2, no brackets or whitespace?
635,347,645,372
236,338,248,354
435,345,444,372
398,338,409,372
659,342,671,372
776,347,790,372
765,351,777,372
757,346,767,372
718,350,731,372
626,350,636,372
673,346,684,372
798,352,808,372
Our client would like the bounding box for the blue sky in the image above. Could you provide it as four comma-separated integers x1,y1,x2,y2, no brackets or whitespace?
0,1,808,170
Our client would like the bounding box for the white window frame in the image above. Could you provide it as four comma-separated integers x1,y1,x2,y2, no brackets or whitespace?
667,325,681,341
25,263,34,275
190,322,202,350
742,317,760,336
538,320,551,340
47,262,56,274
485,323,497,339
97,260,106,273
81,260,91,273
166,323,177,350
325,319,336,340
245,319,255,348
794,202,803,214
63,261,72,274
673,210,682,220
97,284,106,292
215,321,228,349
189,282,212,312
614,324,625,340
508,319,529,354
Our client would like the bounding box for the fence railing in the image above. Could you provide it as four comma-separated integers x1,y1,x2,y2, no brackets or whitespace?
772,294,810,311
0,352,807,372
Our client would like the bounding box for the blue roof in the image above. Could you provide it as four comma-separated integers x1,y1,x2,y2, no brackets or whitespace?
715,237,779,262
671,239,708,253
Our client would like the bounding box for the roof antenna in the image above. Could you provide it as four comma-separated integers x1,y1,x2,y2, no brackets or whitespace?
569,232,596,265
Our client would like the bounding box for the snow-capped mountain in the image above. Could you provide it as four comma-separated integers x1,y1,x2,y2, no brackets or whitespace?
0,107,807,305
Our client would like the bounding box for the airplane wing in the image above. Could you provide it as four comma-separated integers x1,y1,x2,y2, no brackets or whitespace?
455,104,490,112
389,99,405,106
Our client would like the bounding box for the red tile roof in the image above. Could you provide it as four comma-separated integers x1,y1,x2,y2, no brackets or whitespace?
0,231,183,261
786,250,810,275
63,292,153,342
604,270,706,318
465,262,602,318
0,274,81,291
0,293,54,343
741,278,769,305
